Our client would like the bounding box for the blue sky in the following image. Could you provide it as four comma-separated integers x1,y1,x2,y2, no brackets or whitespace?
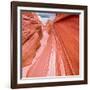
37,12,56,24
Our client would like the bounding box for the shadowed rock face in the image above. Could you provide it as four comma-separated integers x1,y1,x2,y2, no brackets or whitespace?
22,12,79,77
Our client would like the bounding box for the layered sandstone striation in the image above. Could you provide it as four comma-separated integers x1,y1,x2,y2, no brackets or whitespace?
22,12,79,77
22,12,42,67
54,14,79,75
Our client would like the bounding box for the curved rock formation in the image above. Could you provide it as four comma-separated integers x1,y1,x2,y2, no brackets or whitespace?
22,12,42,67
22,12,79,77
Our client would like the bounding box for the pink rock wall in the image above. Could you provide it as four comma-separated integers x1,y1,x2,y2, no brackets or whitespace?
22,12,42,67
21,12,79,78
54,14,79,75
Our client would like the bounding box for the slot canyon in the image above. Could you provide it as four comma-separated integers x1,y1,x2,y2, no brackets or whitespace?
21,11,79,78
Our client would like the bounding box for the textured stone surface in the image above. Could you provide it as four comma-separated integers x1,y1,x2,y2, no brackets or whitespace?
54,14,79,75
22,12,79,77
22,12,42,67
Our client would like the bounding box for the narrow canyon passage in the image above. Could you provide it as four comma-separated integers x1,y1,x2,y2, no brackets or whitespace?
22,12,79,78
23,25,59,77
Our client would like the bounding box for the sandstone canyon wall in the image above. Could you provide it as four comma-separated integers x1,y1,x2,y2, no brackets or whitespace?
54,14,79,75
21,12,79,78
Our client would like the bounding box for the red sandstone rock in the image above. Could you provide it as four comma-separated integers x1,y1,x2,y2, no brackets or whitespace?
22,12,79,77
22,12,42,44
22,12,42,67
45,20,53,34
54,14,79,75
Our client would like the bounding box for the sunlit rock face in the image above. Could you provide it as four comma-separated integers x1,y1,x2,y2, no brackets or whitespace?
22,12,79,78
45,20,53,34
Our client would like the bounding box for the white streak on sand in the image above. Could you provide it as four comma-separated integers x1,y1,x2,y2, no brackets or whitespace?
47,35,56,76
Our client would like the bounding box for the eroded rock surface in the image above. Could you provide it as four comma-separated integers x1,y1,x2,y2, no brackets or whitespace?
22,12,42,67
22,12,79,77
